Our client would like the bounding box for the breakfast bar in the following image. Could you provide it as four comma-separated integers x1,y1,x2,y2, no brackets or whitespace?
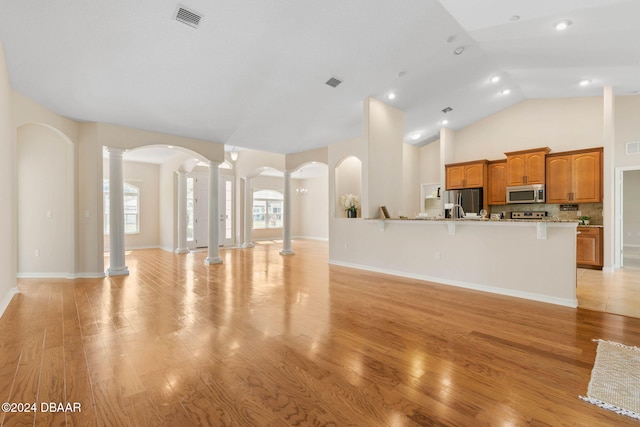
329,218,579,307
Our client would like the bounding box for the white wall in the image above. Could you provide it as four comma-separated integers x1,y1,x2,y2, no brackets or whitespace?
18,124,73,276
403,143,420,217
103,160,160,251
0,41,17,317
452,97,605,161
159,153,191,252
365,98,404,218
295,175,329,240
623,170,640,247
615,95,640,168
419,140,441,184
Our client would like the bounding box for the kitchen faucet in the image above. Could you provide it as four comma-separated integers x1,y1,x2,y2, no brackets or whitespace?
452,204,465,219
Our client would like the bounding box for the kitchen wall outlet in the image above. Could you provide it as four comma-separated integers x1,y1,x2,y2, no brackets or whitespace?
435,251,441,260
46,210,52,219
344,243,349,250
577,210,582,217
34,249,40,257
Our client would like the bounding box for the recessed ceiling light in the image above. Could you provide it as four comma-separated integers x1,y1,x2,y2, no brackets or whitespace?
410,132,421,141
500,89,511,96
441,119,449,125
579,79,591,87
490,75,501,84
454,46,465,55
388,92,396,100
397,71,407,78
509,15,520,22
446,35,457,43
555,19,572,31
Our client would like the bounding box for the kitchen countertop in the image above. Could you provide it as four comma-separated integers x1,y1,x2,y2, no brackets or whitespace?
368,216,580,224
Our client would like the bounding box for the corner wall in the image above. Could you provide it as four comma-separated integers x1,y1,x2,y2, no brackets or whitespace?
0,41,18,317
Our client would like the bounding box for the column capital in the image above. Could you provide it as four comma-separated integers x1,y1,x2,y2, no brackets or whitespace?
106,147,126,156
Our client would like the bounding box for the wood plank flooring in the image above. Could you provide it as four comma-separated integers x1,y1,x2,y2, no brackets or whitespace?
2,240,640,426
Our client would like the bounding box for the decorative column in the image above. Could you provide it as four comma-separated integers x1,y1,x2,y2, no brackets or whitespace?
280,170,295,255
204,161,223,265
175,171,190,254
242,176,254,248
106,147,129,276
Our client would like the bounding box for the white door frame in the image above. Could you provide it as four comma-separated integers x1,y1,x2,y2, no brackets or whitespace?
615,166,640,269
219,174,234,247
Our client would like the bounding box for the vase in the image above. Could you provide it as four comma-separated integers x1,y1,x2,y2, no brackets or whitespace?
347,210,357,218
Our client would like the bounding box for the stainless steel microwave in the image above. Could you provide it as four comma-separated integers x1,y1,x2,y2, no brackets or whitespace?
506,184,545,204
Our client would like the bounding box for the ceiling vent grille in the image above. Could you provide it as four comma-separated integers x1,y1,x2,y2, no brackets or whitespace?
175,5,203,28
325,77,343,88
442,107,453,113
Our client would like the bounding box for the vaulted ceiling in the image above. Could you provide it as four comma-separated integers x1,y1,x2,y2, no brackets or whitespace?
1,0,638,154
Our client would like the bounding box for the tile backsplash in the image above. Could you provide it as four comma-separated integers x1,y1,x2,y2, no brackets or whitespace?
489,203,603,224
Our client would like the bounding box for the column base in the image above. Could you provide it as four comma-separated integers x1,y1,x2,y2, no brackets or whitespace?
204,257,223,265
106,266,130,276
242,242,255,248
174,248,190,254
279,249,296,256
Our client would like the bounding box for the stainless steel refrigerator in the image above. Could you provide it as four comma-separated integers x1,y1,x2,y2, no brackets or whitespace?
445,188,483,218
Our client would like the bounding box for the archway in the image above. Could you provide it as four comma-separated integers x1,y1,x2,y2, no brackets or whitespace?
17,123,75,277
334,156,362,219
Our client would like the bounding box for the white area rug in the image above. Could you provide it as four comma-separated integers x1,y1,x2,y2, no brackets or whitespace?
580,339,640,420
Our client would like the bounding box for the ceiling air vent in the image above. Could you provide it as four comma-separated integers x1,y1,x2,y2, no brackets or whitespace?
442,107,453,114
175,5,203,28
325,77,343,88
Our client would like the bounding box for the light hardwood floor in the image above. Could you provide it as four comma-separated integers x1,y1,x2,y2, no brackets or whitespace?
576,247,640,318
2,240,640,426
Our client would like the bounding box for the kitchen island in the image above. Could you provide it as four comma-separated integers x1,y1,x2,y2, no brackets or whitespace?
329,217,578,307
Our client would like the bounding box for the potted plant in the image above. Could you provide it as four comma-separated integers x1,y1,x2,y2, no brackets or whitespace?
579,215,591,225
341,194,360,218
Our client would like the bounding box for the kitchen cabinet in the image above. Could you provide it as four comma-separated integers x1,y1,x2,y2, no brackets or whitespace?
487,160,507,205
445,160,487,190
577,227,603,269
505,147,550,186
546,148,602,203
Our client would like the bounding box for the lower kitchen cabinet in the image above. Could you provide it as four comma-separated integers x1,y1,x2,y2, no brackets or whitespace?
577,227,603,269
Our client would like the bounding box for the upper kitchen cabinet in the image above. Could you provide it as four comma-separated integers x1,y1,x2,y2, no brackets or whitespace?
546,148,603,203
505,147,551,186
487,160,507,205
445,160,488,190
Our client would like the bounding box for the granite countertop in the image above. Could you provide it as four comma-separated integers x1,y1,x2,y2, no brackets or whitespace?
370,217,581,223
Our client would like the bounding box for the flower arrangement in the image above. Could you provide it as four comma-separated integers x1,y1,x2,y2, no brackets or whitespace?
341,194,360,217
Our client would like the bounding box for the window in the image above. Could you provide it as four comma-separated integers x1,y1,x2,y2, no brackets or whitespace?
104,180,140,234
253,189,283,229
186,177,194,241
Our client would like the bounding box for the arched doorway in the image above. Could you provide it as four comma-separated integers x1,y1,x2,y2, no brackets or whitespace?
17,123,75,277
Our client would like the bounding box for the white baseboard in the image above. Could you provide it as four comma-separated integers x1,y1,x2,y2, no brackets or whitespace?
105,245,163,252
17,272,76,279
292,236,329,242
328,259,578,308
0,287,19,320
17,272,106,279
